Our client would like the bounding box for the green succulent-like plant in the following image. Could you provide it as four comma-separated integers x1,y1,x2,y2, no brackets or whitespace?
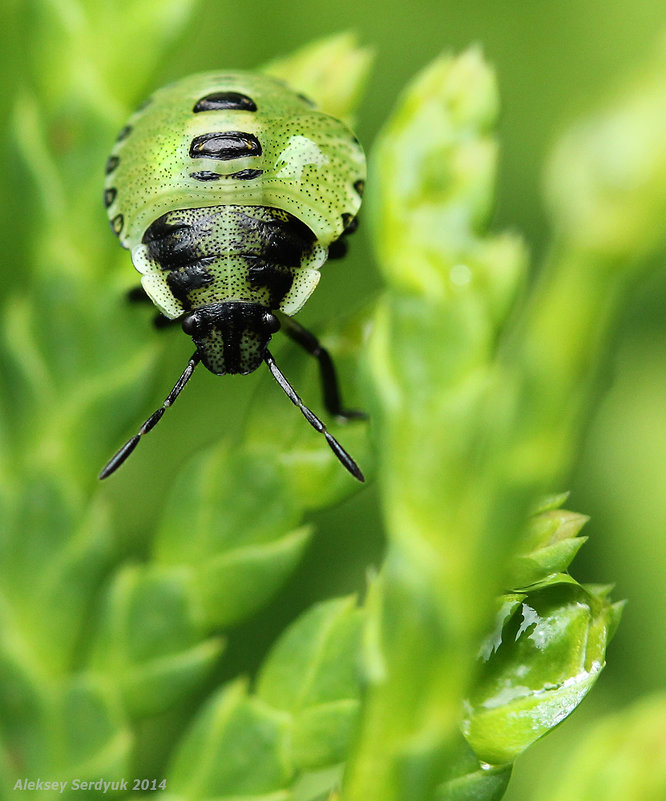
3,3,666,801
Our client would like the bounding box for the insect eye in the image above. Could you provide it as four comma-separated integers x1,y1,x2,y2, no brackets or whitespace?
262,312,280,334
182,313,205,337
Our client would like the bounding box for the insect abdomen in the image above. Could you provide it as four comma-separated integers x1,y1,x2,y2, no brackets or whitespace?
134,205,328,317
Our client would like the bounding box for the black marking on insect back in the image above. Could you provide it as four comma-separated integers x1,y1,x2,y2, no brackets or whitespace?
105,155,120,174
111,214,124,236
189,131,262,161
228,168,263,180
166,262,215,308
142,215,185,246
143,215,206,269
193,91,257,113
245,257,295,307
144,205,315,309
353,179,365,197
230,208,316,306
297,92,316,107
104,187,117,208
115,125,132,142
190,170,221,181
236,209,317,267
189,169,264,182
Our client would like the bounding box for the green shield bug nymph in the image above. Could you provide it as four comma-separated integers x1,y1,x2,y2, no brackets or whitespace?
100,71,366,481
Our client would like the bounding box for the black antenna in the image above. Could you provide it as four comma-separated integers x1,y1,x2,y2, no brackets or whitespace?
99,352,201,479
264,350,365,482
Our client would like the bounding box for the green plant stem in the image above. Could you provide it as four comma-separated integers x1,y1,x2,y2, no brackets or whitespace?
344,42,666,801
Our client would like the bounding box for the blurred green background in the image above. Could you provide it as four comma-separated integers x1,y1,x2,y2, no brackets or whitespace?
3,0,666,798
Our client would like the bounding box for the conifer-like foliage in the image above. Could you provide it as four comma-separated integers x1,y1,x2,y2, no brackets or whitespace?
2,5,666,801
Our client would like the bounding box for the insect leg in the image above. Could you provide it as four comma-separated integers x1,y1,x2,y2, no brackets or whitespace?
327,216,359,260
99,351,200,479
327,238,348,260
264,350,364,482
127,286,151,303
278,315,366,421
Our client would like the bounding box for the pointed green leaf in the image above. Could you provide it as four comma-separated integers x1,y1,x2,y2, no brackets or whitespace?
193,525,312,629
510,506,589,587
463,580,617,764
529,493,570,515
262,32,373,124
166,680,293,798
3,674,131,784
291,766,345,801
0,475,113,671
120,638,223,720
510,537,588,588
154,447,314,628
292,700,360,771
522,509,589,553
88,565,222,717
258,597,363,772
258,597,362,712
53,675,131,780
155,449,302,562
435,738,512,801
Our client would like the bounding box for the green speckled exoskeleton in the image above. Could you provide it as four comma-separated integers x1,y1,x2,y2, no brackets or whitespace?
100,71,366,481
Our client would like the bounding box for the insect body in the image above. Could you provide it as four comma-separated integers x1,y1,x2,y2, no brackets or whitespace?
101,71,366,481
